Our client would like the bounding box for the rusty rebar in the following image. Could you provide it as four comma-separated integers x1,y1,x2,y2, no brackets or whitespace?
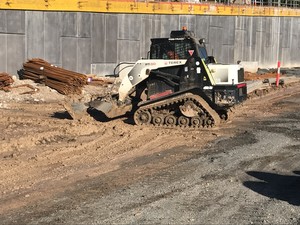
0,73,14,89
22,58,87,95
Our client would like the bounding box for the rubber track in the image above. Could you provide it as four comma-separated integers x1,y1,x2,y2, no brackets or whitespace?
134,93,220,129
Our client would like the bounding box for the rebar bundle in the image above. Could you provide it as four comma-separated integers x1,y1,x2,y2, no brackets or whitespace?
0,73,14,90
21,58,87,95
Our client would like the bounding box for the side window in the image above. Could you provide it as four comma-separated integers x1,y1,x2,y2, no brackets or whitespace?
160,42,177,59
150,44,171,59
199,46,208,59
150,45,158,59
150,40,194,60
174,41,193,59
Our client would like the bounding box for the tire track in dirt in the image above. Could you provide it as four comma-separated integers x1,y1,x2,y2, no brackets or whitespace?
1,82,300,224
0,101,221,216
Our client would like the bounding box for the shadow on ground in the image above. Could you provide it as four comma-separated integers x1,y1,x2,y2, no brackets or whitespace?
244,171,300,206
51,111,73,120
51,108,135,125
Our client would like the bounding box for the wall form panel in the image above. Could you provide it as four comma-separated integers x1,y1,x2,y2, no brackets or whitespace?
1,11,300,76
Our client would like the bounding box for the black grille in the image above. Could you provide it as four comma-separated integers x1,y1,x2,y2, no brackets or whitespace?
238,67,245,82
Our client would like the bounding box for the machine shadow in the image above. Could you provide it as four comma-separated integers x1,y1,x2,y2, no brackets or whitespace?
52,108,135,124
52,111,73,120
86,108,111,122
51,108,111,122
87,108,133,123
244,171,300,206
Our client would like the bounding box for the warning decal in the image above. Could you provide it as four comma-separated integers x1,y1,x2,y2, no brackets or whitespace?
188,50,194,56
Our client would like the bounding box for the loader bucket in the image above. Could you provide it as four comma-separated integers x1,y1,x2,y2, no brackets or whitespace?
89,98,132,118
63,101,89,120
64,97,133,120
89,99,113,114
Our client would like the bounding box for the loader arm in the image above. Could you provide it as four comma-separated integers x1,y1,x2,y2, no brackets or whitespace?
118,59,186,102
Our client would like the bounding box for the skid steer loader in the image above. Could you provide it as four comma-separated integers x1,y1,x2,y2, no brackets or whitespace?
66,28,247,128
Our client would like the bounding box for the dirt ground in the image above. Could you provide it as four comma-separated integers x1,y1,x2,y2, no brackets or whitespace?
1,74,300,224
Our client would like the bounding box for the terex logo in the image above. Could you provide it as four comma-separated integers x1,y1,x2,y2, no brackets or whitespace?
169,61,182,65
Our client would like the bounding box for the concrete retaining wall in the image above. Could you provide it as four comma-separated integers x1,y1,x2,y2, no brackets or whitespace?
0,11,299,76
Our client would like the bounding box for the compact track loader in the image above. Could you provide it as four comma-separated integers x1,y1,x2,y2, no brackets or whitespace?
66,28,247,128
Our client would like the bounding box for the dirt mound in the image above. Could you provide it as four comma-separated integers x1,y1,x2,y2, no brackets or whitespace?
0,75,118,108
244,71,278,81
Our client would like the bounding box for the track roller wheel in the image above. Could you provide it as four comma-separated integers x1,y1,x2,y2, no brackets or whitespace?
152,114,164,126
191,116,202,127
205,118,213,127
134,110,151,125
178,116,190,127
219,110,228,121
165,115,176,126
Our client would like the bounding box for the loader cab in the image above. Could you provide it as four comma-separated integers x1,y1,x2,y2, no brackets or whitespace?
148,28,216,95
149,29,210,62
149,38,194,60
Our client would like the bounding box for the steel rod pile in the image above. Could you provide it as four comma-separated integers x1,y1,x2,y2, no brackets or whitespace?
22,58,87,95
0,73,14,90
87,75,115,87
